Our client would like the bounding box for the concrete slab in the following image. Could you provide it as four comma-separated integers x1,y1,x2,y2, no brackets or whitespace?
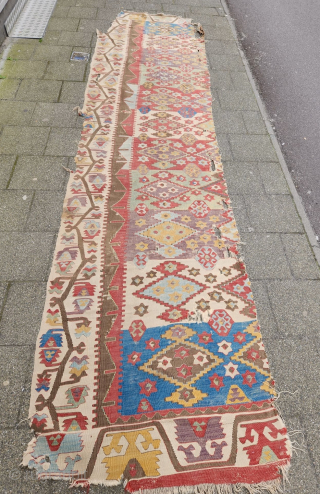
0,100,36,126
0,126,50,155
0,282,46,345
31,102,82,127
26,191,65,231
0,232,55,281
15,79,62,102
228,134,278,161
258,162,289,194
0,190,33,231
282,233,320,279
2,60,47,79
0,78,21,99
0,346,32,427
8,156,69,190
223,161,265,195
0,155,16,188
245,194,304,233
44,61,86,81
32,45,73,62
241,233,292,280
59,81,87,103
45,127,82,156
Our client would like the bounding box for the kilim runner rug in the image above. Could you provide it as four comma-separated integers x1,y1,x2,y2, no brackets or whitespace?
23,11,291,494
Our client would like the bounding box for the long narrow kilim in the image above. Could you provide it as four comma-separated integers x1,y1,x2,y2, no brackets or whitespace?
23,12,291,493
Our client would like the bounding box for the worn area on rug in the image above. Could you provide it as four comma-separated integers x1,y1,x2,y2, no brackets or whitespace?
22,11,291,493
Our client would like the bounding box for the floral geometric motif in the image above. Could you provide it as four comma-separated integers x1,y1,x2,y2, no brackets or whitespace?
195,246,219,269
209,310,234,337
189,200,210,218
136,179,189,201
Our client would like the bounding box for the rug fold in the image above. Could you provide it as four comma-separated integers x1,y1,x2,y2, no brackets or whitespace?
22,11,291,492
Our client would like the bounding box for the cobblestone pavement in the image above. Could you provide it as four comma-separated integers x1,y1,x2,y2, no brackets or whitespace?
0,0,319,493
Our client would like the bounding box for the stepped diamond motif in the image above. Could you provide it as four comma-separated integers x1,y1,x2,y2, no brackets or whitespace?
139,220,195,246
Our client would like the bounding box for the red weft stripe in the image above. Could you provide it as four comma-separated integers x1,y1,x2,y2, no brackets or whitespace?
125,461,288,492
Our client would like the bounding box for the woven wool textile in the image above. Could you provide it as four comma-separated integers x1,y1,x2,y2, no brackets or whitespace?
23,12,291,493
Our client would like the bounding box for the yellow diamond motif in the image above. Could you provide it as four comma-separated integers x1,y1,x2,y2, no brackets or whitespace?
140,221,195,246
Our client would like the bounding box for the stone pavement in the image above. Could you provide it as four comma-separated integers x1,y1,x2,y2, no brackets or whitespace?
0,0,319,492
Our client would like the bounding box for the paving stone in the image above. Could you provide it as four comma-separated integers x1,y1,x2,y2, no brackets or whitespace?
45,127,81,156
209,69,234,90
74,0,105,6
68,156,78,170
44,61,86,81
196,24,233,41
242,111,267,134
12,469,54,494
31,102,82,127
58,31,93,46
245,195,304,233
282,234,320,279
251,281,280,340
0,232,55,281
78,18,112,32
130,2,161,10
47,16,79,31
9,156,69,190
229,134,278,161
41,30,61,44
0,282,8,313
212,108,246,134
59,81,86,103
258,162,289,194
190,6,220,16
0,155,16,188
32,44,73,62
26,191,65,231
267,280,320,339
209,53,245,72
206,39,238,55
0,191,33,231
0,100,35,125
117,0,134,7
302,414,320,480
0,78,21,99
69,6,98,17
161,5,188,16
7,43,36,60
0,282,46,345
2,60,47,79
52,4,70,17
15,79,62,102
217,89,258,111
228,193,252,235
91,32,98,47
56,0,77,6
0,346,32,427
0,428,53,493
262,337,306,417
240,233,292,280
173,0,222,7
96,8,124,19
282,446,319,493
223,161,265,195
52,482,124,494
215,134,233,160
230,71,252,90
0,126,50,155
